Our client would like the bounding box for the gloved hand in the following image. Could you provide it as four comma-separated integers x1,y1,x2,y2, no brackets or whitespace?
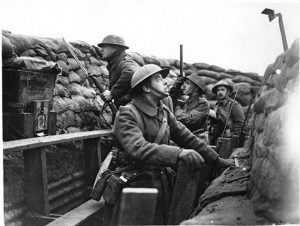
214,157,234,170
178,149,204,171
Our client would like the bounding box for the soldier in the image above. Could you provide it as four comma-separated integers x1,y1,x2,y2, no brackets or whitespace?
98,35,140,108
174,74,210,138
105,64,233,225
212,80,245,138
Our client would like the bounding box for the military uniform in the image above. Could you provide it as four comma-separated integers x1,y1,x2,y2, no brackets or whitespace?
214,97,245,135
106,52,140,108
175,94,209,133
112,95,219,225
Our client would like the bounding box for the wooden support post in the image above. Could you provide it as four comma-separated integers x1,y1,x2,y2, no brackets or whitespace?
24,147,49,216
83,138,101,186
118,188,158,225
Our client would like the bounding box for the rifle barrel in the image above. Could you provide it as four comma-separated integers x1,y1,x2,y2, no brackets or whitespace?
180,44,183,77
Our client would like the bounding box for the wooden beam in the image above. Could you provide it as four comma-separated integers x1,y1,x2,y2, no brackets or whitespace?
45,199,104,226
24,147,49,216
3,130,112,153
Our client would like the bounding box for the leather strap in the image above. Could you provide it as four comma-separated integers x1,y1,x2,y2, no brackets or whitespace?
126,103,167,144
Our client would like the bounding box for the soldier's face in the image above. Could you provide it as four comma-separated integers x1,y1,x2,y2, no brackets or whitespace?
182,80,197,96
149,73,168,99
216,86,228,100
100,45,117,60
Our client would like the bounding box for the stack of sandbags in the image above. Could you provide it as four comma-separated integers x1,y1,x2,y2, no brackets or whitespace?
2,30,111,134
248,38,299,223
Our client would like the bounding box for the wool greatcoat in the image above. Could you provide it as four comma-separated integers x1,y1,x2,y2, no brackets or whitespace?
106,52,140,108
111,94,219,225
175,94,210,133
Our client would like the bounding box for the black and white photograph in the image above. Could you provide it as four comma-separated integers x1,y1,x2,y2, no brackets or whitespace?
1,0,300,225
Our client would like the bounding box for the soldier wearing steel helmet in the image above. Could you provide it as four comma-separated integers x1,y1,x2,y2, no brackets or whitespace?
98,35,140,108
104,64,233,225
212,80,245,137
174,74,210,139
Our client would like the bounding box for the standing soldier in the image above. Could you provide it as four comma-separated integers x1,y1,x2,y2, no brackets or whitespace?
98,35,140,108
105,64,233,225
212,80,245,138
174,74,210,139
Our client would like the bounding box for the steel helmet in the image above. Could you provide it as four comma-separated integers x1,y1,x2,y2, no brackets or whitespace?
186,74,206,94
131,64,169,89
97,35,129,49
212,80,233,94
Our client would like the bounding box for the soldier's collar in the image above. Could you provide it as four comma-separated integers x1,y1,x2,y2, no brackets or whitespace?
132,96,162,117
107,52,126,66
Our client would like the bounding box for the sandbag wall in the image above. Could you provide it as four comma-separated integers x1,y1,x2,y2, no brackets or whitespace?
3,30,112,135
248,38,299,223
131,52,263,112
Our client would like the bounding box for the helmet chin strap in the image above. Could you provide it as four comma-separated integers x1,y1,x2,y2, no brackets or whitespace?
149,86,168,99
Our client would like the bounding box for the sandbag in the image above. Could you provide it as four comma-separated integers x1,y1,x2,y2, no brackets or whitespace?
56,74,70,86
81,86,96,99
232,75,261,86
143,56,160,65
68,83,85,96
19,49,37,57
52,96,72,114
200,76,217,85
86,64,104,76
2,31,42,55
210,64,225,73
285,38,299,67
197,70,219,80
57,52,68,63
193,62,211,70
127,52,145,66
243,72,263,82
158,57,170,68
67,58,81,71
53,83,71,97
226,69,242,76
218,72,233,80
71,95,92,112
57,60,69,75
2,35,16,57
89,56,105,66
69,71,82,83
57,110,77,128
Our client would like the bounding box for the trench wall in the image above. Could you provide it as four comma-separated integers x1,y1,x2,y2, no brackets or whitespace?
248,38,299,223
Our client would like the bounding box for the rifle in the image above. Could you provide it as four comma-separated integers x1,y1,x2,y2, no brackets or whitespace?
62,38,118,120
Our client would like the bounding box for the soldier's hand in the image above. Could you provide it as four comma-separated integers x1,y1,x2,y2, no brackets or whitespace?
101,90,112,101
178,149,204,171
214,157,234,170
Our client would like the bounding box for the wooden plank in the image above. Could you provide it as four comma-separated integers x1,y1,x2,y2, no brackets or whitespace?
3,130,112,153
118,188,158,225
46,199,104,226
83,138,101,186
24,147,49,215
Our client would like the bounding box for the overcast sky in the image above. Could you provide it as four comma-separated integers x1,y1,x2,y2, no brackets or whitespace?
1,0,300,75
